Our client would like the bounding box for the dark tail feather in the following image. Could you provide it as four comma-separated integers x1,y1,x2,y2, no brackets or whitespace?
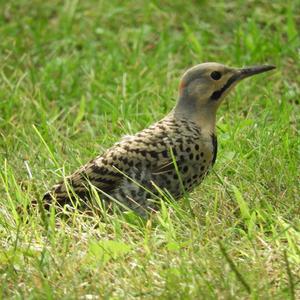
42,184,92,210
42,191,55,210
42,190,73,210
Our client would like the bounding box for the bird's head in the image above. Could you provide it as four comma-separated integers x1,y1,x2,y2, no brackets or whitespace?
174,62,275,132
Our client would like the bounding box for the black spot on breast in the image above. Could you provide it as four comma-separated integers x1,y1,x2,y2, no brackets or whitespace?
201,166,205,171
195,144,199,151
200,152,204,157
195,154,200,160
186,147,191,153
189,153,193,160
182,166,189,173
162,150,168,158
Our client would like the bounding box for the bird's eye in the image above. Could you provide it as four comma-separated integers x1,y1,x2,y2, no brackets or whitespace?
210,71,222,80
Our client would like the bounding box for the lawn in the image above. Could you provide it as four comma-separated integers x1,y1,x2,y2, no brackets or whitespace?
0,0,299,298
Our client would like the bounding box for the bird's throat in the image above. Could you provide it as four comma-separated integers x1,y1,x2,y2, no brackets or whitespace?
173,96,217,135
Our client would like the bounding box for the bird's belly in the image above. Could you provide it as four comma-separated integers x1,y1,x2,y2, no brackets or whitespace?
163,160,212,198
153,141,214,197
110,137,214,215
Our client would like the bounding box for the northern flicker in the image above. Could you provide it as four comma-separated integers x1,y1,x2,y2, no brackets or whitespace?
43,63,275,216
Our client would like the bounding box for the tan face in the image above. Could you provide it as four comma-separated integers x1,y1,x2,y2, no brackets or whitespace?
179,62,276,110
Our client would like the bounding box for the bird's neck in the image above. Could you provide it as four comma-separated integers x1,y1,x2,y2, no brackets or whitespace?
172,96,217,135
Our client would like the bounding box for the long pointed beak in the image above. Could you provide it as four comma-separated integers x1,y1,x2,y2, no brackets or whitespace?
238,65,276,80
209,64,276,101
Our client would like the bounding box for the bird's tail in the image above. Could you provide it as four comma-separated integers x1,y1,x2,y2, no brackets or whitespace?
42,182,73,210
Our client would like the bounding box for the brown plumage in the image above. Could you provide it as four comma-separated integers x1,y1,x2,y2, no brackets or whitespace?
43,62,275,216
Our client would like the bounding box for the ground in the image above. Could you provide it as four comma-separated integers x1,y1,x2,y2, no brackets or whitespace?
0,0,299,299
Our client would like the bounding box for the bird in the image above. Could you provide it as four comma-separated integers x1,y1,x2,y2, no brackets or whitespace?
42,62,275,216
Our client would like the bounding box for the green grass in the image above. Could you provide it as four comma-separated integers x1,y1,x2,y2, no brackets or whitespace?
0,0,299,298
